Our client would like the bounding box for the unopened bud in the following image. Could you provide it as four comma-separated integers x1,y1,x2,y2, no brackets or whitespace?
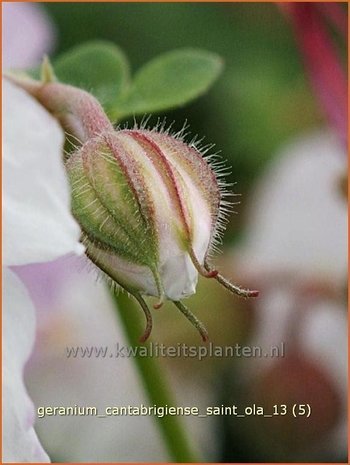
6,64,258,342
67,127,258,341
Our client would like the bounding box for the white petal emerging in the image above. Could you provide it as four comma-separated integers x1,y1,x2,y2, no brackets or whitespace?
3,80,84,266
3,269,50,463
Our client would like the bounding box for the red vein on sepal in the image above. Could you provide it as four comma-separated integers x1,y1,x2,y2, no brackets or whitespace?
126,130,192,243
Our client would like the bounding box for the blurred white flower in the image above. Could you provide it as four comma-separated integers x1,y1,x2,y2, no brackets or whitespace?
236,130,347,457
17,255,219,462
3,269,50,463
237,131,346,371
239,130,346,282
21,258,169,462
3,80,84,462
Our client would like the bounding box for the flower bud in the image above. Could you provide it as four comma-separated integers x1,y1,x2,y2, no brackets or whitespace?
67,128,218,299
6,63,258,342
67,127,258,341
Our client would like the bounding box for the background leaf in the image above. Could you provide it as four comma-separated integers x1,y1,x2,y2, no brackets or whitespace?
114,48,223,119
53,40,130,118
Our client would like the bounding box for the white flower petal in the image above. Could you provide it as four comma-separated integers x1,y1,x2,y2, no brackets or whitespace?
161,253,198,300
3,268,49,463
239,131,347,281
3,80,84,266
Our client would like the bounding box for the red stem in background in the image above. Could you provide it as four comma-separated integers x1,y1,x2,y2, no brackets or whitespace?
281,3,347,147
316,2,348,39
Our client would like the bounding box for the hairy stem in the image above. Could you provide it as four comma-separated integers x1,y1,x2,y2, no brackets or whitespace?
174,301,209,342
111,288,199,462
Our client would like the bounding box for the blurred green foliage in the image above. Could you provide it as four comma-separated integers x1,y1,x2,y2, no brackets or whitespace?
43,3,322,239
54,42,223,120
54,41,130,118
113,48,223,119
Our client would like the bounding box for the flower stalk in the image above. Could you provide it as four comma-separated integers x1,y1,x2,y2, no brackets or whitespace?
112,289,199,462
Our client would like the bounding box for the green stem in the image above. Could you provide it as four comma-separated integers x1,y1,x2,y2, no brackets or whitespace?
110,289,199,463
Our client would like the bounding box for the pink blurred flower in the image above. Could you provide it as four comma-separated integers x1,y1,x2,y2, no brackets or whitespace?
3,3,55,69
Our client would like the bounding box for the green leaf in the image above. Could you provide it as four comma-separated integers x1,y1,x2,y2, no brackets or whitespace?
114,48,223,119
53,40,130,118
